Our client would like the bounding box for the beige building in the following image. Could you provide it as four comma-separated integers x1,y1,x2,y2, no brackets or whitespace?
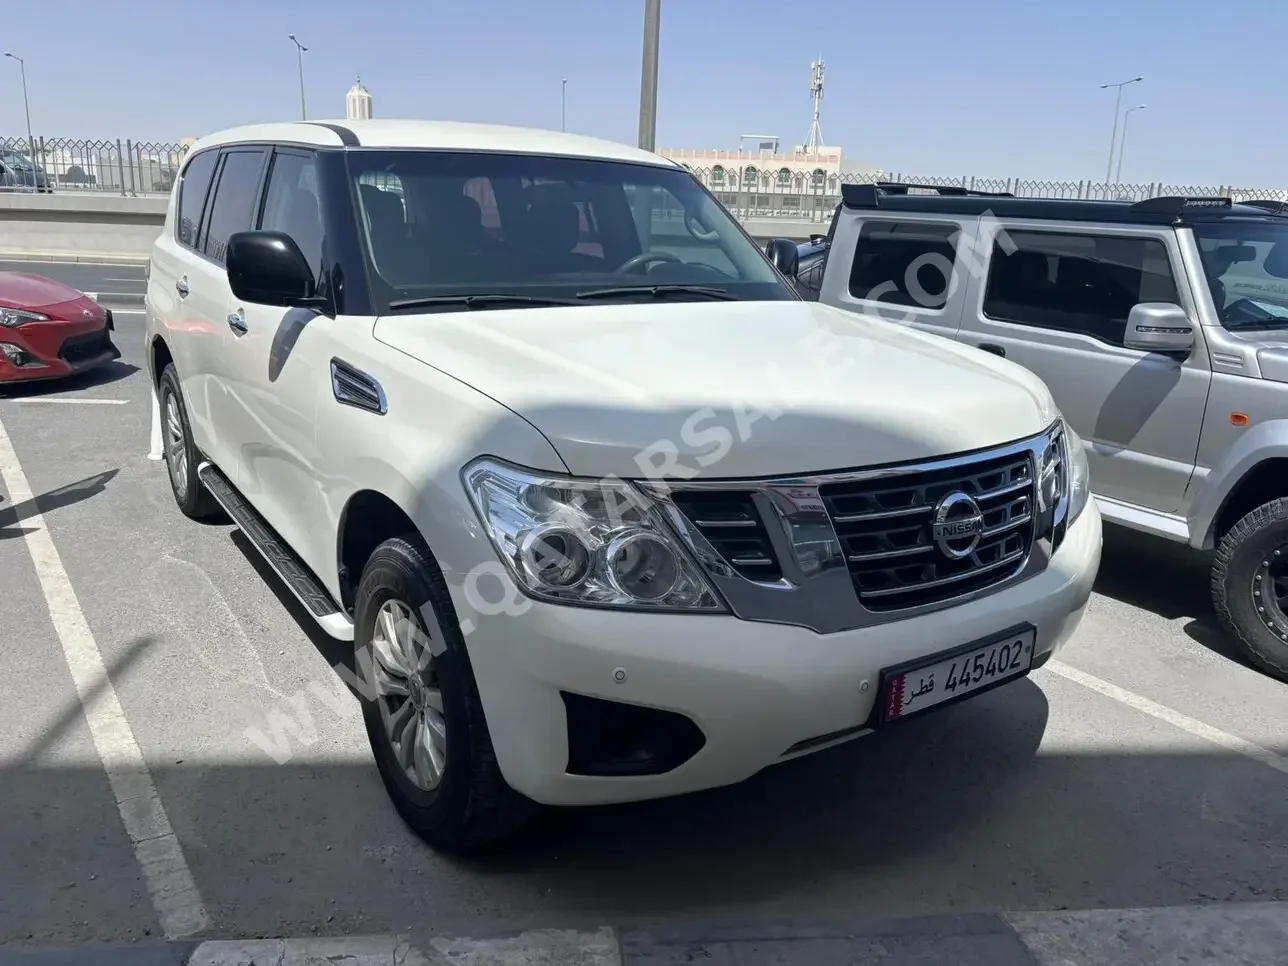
659,145,881,215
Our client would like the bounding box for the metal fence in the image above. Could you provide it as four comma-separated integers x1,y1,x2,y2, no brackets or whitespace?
4,137,1286,218
681,165,1288,223
0,136,185,195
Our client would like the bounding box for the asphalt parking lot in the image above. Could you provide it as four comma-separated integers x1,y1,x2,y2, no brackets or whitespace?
0,260,1285,961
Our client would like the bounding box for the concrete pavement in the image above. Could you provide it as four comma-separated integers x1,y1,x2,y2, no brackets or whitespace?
4,904,1288,964
0,305,1285,961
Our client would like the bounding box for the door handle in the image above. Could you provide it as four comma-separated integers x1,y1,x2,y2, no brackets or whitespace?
978,343,1006,358
175,277,189,298
227,311,248,335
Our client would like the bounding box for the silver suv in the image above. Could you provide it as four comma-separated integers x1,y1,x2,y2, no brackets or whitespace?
769,184,1288,682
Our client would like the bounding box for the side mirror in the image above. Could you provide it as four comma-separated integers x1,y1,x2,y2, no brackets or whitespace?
765,238,800,277
226,230,321,308
1123,302,1195,353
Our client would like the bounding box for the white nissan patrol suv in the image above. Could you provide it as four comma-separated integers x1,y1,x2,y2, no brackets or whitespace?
145,120,1102,852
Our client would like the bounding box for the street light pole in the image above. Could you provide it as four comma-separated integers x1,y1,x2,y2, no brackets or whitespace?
1115,105,1147,183
4,52,36,186
561,78,567,132
1100,75,1142,183
288,34,308,120
637,0,661,151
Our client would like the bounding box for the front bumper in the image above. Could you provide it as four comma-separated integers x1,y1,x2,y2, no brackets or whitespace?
0,319,120,383
461,500,1102,806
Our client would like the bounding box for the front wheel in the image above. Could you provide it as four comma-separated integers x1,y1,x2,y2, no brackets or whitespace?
354,534,536,852
1212,498,1288,683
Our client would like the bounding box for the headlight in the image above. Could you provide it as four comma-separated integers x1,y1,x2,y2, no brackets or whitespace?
462,459,725,612
1063,422,1091,524
0,307,49,327
1038,420,1090,528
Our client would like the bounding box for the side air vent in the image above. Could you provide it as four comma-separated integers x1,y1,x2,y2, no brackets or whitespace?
330,358,386,414
669,490,782,581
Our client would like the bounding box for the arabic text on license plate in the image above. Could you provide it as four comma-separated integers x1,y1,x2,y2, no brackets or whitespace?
882,627,1036,723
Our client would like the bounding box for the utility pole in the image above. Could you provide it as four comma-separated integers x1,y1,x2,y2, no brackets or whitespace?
1115,104,1147,183
637,0,660,151
3,53,36,186
562,78,567,132
1100,75,1142,183
288,34,308,120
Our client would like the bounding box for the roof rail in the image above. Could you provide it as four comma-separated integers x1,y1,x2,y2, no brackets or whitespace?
840,181,1015,209
875,180,1015,197
1235,199,1288,215
1128,195,1233,217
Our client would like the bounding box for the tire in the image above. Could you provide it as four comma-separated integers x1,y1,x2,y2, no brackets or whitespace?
1212,497,1288,683
157,364,221,520
354,533,536,852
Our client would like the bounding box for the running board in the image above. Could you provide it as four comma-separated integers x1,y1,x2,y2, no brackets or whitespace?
197,462,355,641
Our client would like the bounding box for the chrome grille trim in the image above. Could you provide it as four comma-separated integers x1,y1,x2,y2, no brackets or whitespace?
638,421,1069,635
824,447,1037,611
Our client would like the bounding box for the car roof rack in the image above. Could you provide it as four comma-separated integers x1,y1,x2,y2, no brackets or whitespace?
841,181,1015,209
1235,199,1288,215
1127,195,1233,217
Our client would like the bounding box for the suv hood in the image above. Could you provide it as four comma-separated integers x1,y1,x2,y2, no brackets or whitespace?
374,301,1058,480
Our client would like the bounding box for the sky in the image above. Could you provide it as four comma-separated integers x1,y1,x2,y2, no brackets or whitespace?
1,0,1284,187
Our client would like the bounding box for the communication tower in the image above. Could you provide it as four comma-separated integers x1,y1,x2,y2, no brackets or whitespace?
804,58,825,154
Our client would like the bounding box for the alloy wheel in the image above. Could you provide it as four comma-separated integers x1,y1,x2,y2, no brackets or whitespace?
370,598,447,791
163,391,188,496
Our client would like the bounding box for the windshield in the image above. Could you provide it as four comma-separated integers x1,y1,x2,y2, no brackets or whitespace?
1194,221,1288,330
1,153,33,171
344,150,793,311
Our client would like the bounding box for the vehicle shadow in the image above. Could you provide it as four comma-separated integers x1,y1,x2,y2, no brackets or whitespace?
6,691,1288,946
0,467,119,531
0,361,140,397
1092,522,1255,668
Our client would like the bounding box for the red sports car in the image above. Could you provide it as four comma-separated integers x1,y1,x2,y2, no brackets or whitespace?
0,272,120,384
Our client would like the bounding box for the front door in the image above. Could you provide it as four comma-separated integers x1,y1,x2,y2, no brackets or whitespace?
959,221,1211,513
221,148,333,572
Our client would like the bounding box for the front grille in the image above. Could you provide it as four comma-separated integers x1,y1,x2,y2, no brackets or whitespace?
58,330,107,365
669,490,782,581
820,450,1036,611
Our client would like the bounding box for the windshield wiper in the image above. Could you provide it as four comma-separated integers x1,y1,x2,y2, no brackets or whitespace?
387,294,581,311
574,284,737,301
1225,319,1288,331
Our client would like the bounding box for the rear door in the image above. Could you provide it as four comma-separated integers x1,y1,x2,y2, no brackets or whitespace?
957,221,1211,512
194,146,270,478
818,210,973,342
146,147,227,462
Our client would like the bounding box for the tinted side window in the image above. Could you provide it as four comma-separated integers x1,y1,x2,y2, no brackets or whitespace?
176,150,217,249
203,149,267,265
847,220,960,310
259,152,323,279
983,230,1179,345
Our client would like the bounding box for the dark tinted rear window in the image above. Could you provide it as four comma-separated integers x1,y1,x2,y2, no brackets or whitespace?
177,150,217,249
848,220,960,310
202,150,267,264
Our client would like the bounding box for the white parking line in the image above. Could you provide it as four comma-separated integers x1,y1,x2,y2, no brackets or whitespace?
0,412,209,937
16,398,129,405
1048,660,1288,778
